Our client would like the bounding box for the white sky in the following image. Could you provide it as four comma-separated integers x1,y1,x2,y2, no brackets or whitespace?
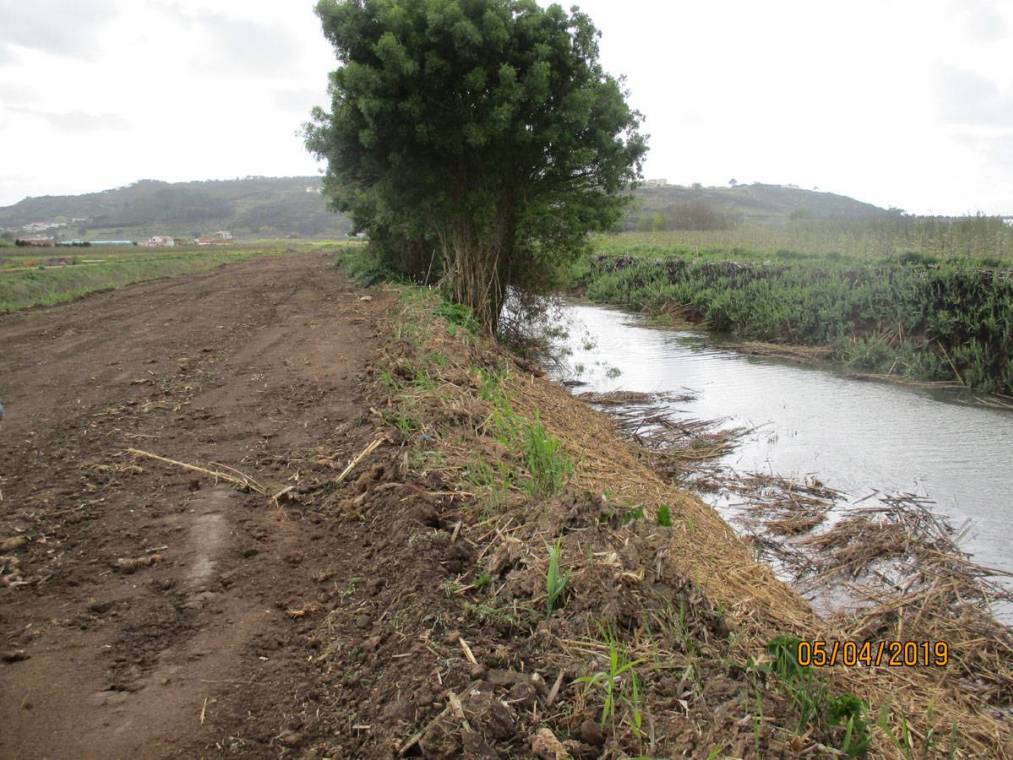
0,0,1011,214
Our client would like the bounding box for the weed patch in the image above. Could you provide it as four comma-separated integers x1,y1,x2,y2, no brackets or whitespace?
750,635,870,757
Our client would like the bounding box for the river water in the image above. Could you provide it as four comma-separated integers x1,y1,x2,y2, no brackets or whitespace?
553,302,1013,599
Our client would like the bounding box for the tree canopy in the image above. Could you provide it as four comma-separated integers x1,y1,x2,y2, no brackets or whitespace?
306,0,646,330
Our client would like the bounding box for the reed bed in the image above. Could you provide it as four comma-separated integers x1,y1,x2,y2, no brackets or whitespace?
573,250,1013,396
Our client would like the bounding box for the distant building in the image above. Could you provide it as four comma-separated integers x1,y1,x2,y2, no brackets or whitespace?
144,235,176,247
90,240,137,247
643,179,669,188
1002,217,1013,227
22,222,65,232
196,231,233,246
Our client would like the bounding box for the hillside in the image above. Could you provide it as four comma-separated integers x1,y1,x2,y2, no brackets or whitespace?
624,182,897,231
0,177,899,242
0,177,353,241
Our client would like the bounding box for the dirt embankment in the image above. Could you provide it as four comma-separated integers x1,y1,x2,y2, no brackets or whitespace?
2,252,1009,759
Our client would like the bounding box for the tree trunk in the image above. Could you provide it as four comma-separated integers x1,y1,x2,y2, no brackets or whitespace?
442,215,510,334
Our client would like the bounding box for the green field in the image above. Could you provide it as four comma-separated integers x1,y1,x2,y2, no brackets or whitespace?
571,226,1013,396
594,214,1013,264
0,242,336,313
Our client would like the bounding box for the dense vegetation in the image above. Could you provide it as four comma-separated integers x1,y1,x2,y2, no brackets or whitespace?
572,236,1013,395
306,0,645,331
0,177,353,240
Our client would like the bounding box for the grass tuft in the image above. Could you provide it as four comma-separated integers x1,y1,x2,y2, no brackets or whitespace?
523,416,572,497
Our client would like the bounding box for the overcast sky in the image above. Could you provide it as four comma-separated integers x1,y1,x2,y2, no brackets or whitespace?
0,0,1010,214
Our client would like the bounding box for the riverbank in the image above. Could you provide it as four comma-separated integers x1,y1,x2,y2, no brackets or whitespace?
344,277,1011,757
568,240,1013,397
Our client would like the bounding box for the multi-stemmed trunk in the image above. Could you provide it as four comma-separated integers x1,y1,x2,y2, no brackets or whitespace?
441,205,514,334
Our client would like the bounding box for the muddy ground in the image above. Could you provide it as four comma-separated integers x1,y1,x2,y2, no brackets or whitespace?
0,252,391,758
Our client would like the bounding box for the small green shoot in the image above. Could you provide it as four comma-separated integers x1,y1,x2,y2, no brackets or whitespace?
378,369,400,390
545,539,567,616
877,700,914,760
753,634,871,757
576,633,646,732
385,411,417,436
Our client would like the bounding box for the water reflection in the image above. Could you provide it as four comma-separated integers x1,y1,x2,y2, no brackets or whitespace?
554,303,1013,589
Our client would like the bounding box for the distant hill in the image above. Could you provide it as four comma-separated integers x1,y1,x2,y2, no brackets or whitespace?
624,182,897,231
0,177,353,241
0,177,897,242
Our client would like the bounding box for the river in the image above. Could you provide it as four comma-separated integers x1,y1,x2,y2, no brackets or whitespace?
553,302,1013,607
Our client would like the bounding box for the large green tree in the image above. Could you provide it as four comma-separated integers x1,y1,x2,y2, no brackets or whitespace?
306,0,647,330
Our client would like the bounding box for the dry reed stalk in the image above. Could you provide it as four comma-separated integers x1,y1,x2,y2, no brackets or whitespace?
126,448,266,494
335,435,387,483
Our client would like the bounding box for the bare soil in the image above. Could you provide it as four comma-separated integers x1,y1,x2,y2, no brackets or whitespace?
0,252,391,758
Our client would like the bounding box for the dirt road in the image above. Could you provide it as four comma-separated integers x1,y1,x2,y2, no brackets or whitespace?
0,252,386,758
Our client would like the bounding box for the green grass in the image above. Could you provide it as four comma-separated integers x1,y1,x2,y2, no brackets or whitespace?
523,416,573,497
0,242,328,313
875,699,960,760
434,300,481,334
462,455,515,516
573,236,1013,395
